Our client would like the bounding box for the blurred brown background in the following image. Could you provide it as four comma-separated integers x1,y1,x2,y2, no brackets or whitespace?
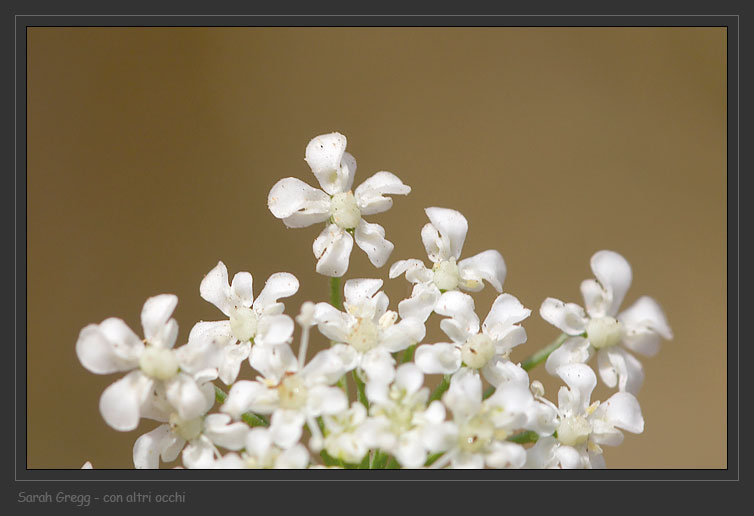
26,27,726,469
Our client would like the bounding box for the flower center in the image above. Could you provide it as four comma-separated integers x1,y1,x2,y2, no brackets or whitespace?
278,374,309,410
458,414,495,453
586,316,623,349
169,413,203,442
461,333,495,369
139,345,179,380
433,258,460,291
330,191,361,230
557,416,592,447
348,317,381,353
229,306,258,342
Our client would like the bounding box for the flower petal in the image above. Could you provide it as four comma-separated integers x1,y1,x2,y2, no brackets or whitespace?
398,283,441,323
619,295,673,345
313,224,353,277
141,294,178,343
133,424,179,469
486,441,526,469
425,207,468,261
605,347,645,395
415,343,461,375
313,302,353,343
354,171,411,215
99,371,153,431
200,261,232,316
343,278,383,305
601,391,644,434
230,272,254,307
256,314,295,347
380,318,426,352
483,293,530,338
267,177,331,227
590,250,633,317
221,380,277,419
354,220,394,268
458,250,507,293
539,298,588,335
249,342,298,384
443,369,482,421
435,291,480,336
305,132,348,195
555,363,596,412
165,373,213,421
253,273,300,313
307,385,349,416
545,337,592,376
76,319,143,374
360,348,396,385
269,409,306,449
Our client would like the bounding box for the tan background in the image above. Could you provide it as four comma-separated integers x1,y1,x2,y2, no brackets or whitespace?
26,27,727,469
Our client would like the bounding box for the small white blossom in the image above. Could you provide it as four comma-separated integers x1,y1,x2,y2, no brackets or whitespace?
76,294,214,431
524,363,644,469
390,207,507,322
540,250,673,394
268,132,411,277
313,278,426,387
178,261,299,385
415,291,530,387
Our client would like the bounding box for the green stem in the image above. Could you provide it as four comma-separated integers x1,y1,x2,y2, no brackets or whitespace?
429,375,451,402
521,333,569,371
337,374,350,400
506,430,540,444
483,385,496,400
330,276,343,310
353,370,369,409
401,344,417,364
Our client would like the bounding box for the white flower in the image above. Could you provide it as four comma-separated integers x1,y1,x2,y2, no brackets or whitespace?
76,294,214,431
362,363,455,468
178,261,299,385
540,250,673,394
415,291,530,387
268,132,411,277
133,412,250,469
321,401,373,465
432,369,530,469
219,344,350,451
390,207,507,322
313,278,426,387
208,428,310,469
524,363,645,469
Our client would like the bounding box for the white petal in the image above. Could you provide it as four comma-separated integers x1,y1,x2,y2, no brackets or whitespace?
524,436,559,469
619,295,673,341
277,444,310,468
76,319,143,374
590,250,633,316
253,273,300,313
451,452,485,469
539,298,588,335
554,445,585,469
218,340,251,385
249,342,298,384
606,347,645,395
415,343,461,375
99,371,153,431
394,436,427,469
596,348,618,389
482,358,529,389
555,363,596,411
200,261,232,316
580,279,610,318
178,320,234,377
141,294,178,343
228,272,253,308
182,438,217,469
305,132,348,195
354,220,394,268
360,348,396,385
133,424,179,469
621,328,662,358
340,152,357,192
420,222,449,263
303,346,355,384
601,391,644,434
245,427,274,458
486,441,526,469
458,250,507,293
267,177,331,227
343,278,383,305
256,314,295,346
313,224,353,277
313,302,352,343
425,207,468,261
398,283,441,323
545,337,592,376
306,385,349,416
353,171,411,215
435,291,480,336
380,318,426,352
389,258,433,284
443,369,482,421
165,373,213,421
269,409,306,449
483,293,530,337
395,363,424,394
221,381,277,419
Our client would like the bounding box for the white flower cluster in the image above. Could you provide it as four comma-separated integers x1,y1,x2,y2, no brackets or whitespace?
76,132,672,469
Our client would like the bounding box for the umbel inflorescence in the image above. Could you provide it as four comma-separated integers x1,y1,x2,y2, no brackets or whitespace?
75,132,672,469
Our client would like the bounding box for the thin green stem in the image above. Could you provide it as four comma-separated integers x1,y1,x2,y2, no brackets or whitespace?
401,344,417,364
330,276,343,310
353,370,369,409
429,375,451,402
520,333,569,372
